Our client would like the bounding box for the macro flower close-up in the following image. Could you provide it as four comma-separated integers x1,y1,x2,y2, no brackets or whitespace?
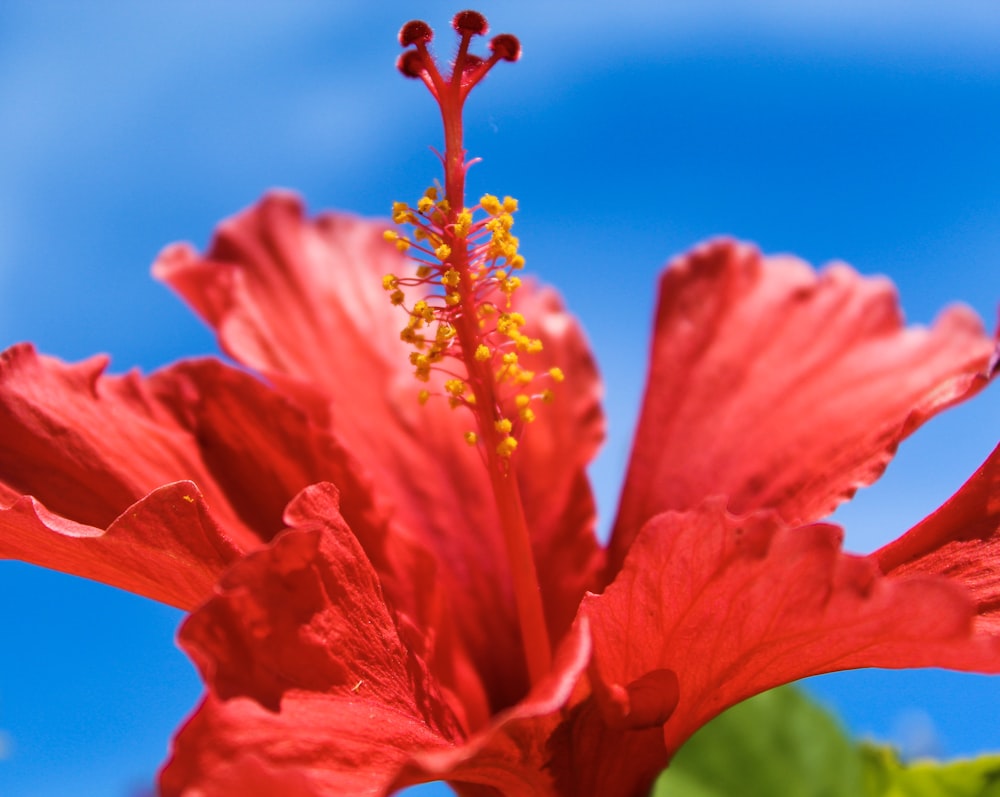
1,4,999,797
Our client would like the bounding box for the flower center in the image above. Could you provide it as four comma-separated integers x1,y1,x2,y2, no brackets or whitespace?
383,11,555,685
383,191,565,459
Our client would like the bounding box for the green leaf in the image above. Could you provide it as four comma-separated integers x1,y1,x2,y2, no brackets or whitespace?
861,745,1000,797
652,686,863,797
652,687,1000,797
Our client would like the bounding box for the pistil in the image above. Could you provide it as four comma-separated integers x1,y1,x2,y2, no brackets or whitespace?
387,12,554,685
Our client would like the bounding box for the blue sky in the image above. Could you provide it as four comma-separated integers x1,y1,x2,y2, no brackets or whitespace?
1,2,998,795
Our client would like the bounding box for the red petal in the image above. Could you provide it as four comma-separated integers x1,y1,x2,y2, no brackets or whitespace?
0,482,236,610
0,344,394,608
609,241,995,574
584,501,987,762
162,691,451,797
0,344,204,533
155,192,605,709
876,444,1000,641
165,485,463,795
179,484,457,725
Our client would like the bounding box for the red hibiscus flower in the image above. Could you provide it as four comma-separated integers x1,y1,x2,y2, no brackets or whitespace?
1,11,998,797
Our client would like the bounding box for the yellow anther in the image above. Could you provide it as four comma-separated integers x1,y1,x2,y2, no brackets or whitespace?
383,230,399,243
412,300,431,321
503,196,518,212
395,238,411,252
390,289,405,305
424,186,438,200
466,393,476,405
465,431,478,445
510,254,525,270
382,274,398,290
436,324,456,341
527,339,543,354
474,344,491,362
496,269,507,280
442,269,461,288
436,199,451,214
445,379,466,396
435,244,452,260
495,418,513,435
515,370,535,385
519,407,536,423
496,436,518,458
486,213,514,232
414,228,428,241
480,194,502,215
541,389,555,403
391,201,413,224
501,277,521,294
417,196,435,213
446,292,461,306
549,367,565,382
416,265,431,279
400,328,424,345
497,313,523,335
515,394,531,409
502,352,519,366
418,389,430,405
455,211,473,237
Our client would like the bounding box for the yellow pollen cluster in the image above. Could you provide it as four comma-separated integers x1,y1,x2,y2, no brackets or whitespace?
496,436,518,457
382,186,564,459
383,229,411,253
445,378,468,408
508,392,533,424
